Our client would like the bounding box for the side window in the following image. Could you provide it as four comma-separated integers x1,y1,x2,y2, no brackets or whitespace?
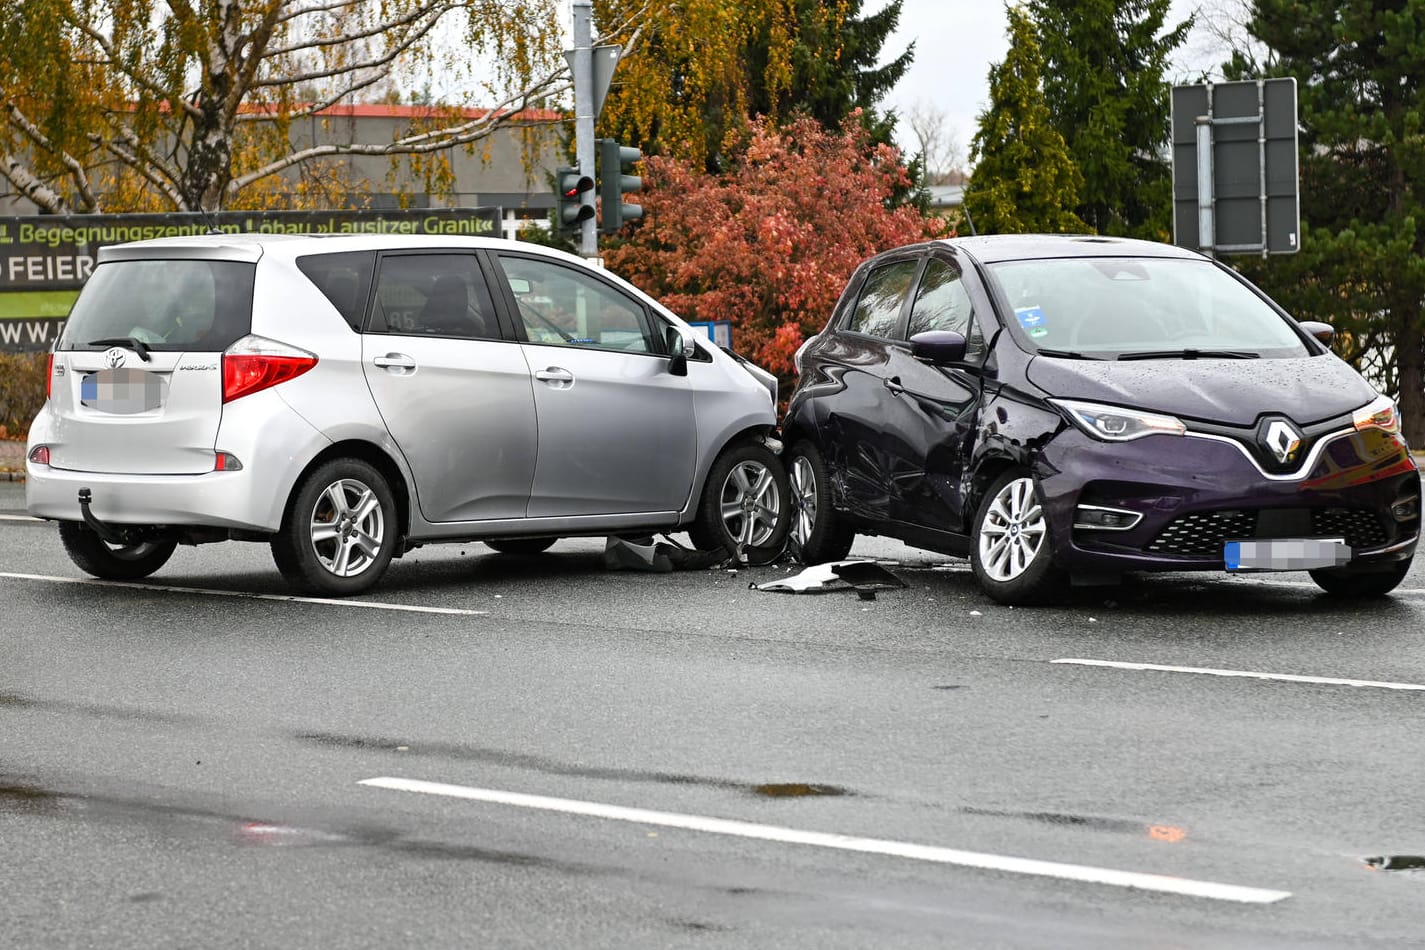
496,255,657,354
296,251,375,332
845,259,919,338
907,258,984,358
367,254,499,340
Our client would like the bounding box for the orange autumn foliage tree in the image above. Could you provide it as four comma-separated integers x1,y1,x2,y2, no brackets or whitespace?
605,114,944,381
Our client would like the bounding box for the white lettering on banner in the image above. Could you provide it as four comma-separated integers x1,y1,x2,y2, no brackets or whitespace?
5,255,94,284
0,322,20,344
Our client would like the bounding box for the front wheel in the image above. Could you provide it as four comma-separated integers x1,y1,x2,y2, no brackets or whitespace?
1309,559,1411,598
59,522,177,580
485,538,557,556
272,458,398,596
689,442,790,565
786,441,854,564
969,469,1066,606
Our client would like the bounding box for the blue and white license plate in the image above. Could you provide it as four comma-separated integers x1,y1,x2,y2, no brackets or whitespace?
1224,538,1350,572
81,368,165,414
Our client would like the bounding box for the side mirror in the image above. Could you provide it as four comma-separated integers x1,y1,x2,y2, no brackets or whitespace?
1299,320,1334,346
909,330,968,367
667,324,696,376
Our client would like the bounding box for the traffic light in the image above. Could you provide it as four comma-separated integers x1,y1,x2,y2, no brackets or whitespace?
555,166,595,231
598,138,643,234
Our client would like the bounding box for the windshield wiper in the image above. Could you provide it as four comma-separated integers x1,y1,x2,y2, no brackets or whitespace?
1033,347,1105,360
1116,348,1260,361
85,336,153,362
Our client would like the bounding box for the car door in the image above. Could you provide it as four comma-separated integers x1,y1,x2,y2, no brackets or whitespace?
360,251,539,524
877,253,984,534
489,251,696,518
815,255,924,523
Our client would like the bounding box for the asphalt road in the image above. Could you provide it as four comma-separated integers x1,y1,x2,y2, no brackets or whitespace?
2,479,1424,949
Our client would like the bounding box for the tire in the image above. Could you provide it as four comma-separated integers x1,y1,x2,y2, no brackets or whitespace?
969,469,1066,606
59,521,177,580
786,440,854,564
1309,559,1411,598
485,538,557,556
271,458,398,596
689,441,791,565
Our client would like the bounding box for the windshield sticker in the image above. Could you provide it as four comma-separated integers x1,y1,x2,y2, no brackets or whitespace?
1028,326,1049,339
1015,306,1046,330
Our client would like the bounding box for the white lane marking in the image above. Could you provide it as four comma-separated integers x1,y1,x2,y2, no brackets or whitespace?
1054,658,1425,692
0,514,41,522
358,776,1291,904
0,572,488,616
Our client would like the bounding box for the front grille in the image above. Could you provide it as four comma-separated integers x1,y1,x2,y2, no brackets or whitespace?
1147,507,1389,557
1311,507,1387,548
1147,510,1255,557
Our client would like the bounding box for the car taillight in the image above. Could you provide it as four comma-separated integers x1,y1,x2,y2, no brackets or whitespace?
28,445,50,465
222,335,317,403
46,352,53,400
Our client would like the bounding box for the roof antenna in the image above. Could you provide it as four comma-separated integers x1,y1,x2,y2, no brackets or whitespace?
961,203,978,237
196,205,222,235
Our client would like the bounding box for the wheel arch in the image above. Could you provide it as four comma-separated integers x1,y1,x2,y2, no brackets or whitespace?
284,440,412,541
682,423,780,524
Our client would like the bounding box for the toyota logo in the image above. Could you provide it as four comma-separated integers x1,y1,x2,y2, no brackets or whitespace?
1262,419,1303,465
104,347,127,368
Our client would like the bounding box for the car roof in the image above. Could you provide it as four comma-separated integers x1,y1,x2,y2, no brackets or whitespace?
939,234,1207,265
96,232,537,265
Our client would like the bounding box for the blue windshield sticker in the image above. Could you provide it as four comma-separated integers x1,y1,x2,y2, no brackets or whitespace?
1015,306,1046,329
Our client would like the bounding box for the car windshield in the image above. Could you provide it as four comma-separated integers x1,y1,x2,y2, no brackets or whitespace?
985,257,1310,359
59,258,255,353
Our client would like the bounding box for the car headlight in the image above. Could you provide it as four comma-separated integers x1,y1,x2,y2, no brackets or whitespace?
1051,399,1187,441
1352,394,1400,435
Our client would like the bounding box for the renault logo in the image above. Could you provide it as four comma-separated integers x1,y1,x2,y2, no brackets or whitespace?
104,347,127,368
1262,419,1303,465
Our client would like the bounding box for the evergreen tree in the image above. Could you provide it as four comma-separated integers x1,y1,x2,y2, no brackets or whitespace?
966,6,1088,234
1228,0,1425,443
1027,0,1192,239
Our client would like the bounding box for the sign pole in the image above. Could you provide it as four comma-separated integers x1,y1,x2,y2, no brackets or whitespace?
1195,114,1215,259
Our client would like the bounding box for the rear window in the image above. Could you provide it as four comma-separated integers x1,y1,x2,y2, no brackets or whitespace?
60,258,255,352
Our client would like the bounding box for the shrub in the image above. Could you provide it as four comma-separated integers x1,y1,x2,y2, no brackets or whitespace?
0,352,48,441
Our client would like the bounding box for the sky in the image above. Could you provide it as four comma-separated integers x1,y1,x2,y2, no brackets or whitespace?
878,0,1236,168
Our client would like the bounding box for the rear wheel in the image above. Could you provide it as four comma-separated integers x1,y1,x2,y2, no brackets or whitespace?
272,458,398,596
485,538,557,556
786,441,854,564
970,469,1066,606
1309,559,1411,598
689,441,790,565
59,522,177,580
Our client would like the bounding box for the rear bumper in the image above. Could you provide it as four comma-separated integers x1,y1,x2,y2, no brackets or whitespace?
25,392,329,533
1037,426,1420,576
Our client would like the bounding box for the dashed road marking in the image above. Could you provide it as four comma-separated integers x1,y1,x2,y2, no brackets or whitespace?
1054,658,1425,692
359,775,1292,904
0,572,488,616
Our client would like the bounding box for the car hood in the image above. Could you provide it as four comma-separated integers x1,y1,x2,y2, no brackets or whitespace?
1025,354,1377,426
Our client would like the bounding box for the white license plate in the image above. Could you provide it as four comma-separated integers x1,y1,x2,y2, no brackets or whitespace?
1224,538,1350,572
80,368,165,414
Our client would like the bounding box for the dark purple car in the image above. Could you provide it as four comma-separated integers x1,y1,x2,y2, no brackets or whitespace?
782,235,1419,605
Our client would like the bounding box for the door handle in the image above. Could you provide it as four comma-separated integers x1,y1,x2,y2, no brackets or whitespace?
535,367,575,388
884,376,905,396
373,353,417,372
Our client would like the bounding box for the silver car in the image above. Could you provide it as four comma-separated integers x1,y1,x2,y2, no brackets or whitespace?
26,233,788,594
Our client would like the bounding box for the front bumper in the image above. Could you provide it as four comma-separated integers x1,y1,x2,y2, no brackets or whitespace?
1037,426,1420,577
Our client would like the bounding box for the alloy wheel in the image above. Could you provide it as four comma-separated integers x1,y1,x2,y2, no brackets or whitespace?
720,460,782,548
309,478,386,578
789,455,818,549
977,476,1047,582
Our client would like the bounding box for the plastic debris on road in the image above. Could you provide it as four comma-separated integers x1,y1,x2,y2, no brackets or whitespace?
750,560,908,600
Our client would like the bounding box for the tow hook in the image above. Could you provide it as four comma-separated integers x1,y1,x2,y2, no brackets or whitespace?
77,488,128,545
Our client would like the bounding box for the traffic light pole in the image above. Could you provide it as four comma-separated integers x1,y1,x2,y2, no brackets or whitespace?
571,0,597,259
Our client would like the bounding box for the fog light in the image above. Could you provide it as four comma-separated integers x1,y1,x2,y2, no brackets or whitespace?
28,445,50,465
1391,498,1419,521
1074,504,1143,531
214,451,244,472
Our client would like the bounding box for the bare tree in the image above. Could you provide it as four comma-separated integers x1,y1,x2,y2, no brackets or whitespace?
0,0,629,212
905,99,965,186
